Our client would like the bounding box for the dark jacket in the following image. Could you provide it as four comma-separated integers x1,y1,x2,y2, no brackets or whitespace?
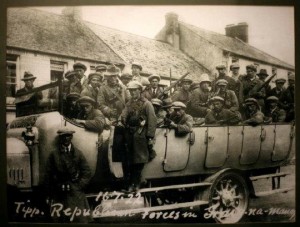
169,112,194,135
243,110,265,126
15,87,43,116
143,86,166,101
241,76,264,100
77,108,106,133
212,89,239,112
43,144,92,223
189,88,212,117
81,85,99,105
269,87,285,98
212,75,237,92
265,106,286,123
205,108,241,125
121,97,157,164
279,86,294,121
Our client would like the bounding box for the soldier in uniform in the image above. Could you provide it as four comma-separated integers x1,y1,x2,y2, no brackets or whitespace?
63,92,81,119
265,96,286,123
80,72,103,105
64,70,83,95
171,78,193,107
189,73,212,118
269,78,286,98
151,98,167,125
43,128,92,223
131,61,149,86
212,79,239,113
211,64,237,92
243,98,265,126
97,65,130,122
74,96,110,133
73,62,88,89
280,73,295,122
143,75,166,101
205,96,241,125
119,81,157,192
165,101,194,135
120,73,133,86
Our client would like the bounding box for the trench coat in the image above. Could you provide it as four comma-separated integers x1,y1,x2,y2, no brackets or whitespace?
120,97,157,164
43,144,92,223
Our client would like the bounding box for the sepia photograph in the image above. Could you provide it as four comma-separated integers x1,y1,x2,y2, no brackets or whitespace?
4,3,296,224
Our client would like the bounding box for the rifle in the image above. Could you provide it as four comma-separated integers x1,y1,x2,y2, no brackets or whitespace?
157,72,190,99
256,73,277,92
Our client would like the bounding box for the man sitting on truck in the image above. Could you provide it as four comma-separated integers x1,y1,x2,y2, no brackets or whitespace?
243,98,265,126
264,96,286,123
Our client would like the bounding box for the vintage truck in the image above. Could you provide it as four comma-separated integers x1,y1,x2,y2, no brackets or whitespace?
6,80,295,223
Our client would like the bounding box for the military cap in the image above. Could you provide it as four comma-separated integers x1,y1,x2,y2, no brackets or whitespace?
127,81,143,90
151,98,163,107
131,61,143,71
210,96,225,103
95,64,107,72
257,69,269,77
288,73,295,81
230,63,240,70
66,92,80,100
275,78,286,83
88,72,103,81
57,127,75,136
181,78,193,84
171,101,187,109
148,74,161,82
65,70,82,80
105,64,120,76
199,73,211,84
216,79,228,86
162,98,173,108
120,73,133,80
246,64,257,72
216,64,226,70
73,62,87,71
244,98,259,106
266,96,279,102
77,96,96,106
21,71,36,81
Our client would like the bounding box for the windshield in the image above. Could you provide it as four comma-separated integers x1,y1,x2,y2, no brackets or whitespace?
15,82,60,117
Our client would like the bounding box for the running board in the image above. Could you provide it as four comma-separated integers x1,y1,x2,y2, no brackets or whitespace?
250,172,290,181
255,187,294,197
93,200,208,218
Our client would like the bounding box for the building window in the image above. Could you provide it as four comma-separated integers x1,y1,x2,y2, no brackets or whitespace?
50,60,66,82
6,55,18,98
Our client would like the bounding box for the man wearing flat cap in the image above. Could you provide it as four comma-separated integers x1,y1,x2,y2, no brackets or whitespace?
63,92,81,119
243,98,265,126
280,73,295,122
205,96,241,125
43,127,92,223
165,101,194,135
119,81,157,192
81,72,102,105
16,72,43,116
151,98,167,125
74,96,110,133
131,61,149,86
212,64,237,94
97,65,130,122
64,70,83,95
143,75,166,101
120,73,133,86
269,78,286,98
230,63,241,82
265,96,286,123
171,78,193,108
73,62,89,89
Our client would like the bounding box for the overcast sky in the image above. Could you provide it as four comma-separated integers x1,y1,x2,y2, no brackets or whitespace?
36,5,295,66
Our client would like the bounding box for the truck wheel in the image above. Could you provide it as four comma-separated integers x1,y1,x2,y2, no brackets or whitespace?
201,171,249,223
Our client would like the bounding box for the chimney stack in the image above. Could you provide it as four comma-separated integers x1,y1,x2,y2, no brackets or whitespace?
225,22,249,43
62,7,82,20
165,12,180,49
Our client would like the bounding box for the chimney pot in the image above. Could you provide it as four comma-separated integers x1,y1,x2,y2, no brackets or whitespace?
225,22,249,43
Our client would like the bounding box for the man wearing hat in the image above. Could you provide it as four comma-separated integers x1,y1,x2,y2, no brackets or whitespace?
265,96,286,123
280,73,295,122
243,98,265,125
73,62,88,89
143,75,166,101
63,92,81,119
119,81,157,192
97,65,130,122
16,72,43,116
229,63,244,103
151,98,167,125
43,127,92,223
120,73,133,86
171,78,193,108
81,72,102,104
212,64,237,93
269,77,286,98
189,73,213,118
64,70,83,95
74,96,109,133
165,101,194,135
230,63,242,82
212,79,239,113
205,96,241,125
131,61,149,86
257,69,272,96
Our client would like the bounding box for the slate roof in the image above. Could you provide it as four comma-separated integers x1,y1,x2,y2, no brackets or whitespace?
85,22,209,81
7,8,124,64
180,22,294,70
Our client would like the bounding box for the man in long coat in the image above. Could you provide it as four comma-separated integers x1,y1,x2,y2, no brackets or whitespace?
120,81,157,192
43,128,92,223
